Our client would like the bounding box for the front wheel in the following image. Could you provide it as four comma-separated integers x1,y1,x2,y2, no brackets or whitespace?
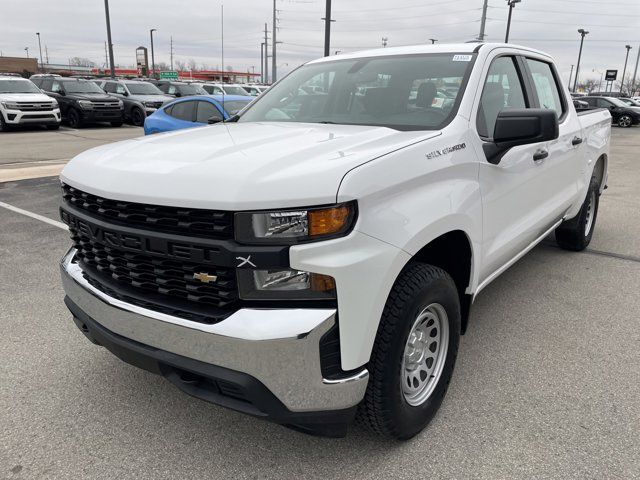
357,263,460,440
66,108,83,128
555,176,600,251
131,108,145,127
618,115,632,128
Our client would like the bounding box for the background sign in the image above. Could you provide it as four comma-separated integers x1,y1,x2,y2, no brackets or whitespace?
605,70,618,81
159,71,179,80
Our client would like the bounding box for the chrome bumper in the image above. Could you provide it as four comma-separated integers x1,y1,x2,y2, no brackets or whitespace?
60,248,368,412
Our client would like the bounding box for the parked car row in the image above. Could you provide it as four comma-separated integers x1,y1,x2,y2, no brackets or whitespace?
0,74,265,131
575,95,640,128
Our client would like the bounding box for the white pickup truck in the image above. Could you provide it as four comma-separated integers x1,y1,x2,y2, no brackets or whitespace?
59,43,610,439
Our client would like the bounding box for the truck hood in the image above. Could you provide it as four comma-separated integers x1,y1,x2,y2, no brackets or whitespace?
0,93,55,103
129,94,173,103
61,122,440,210
69,93,118,102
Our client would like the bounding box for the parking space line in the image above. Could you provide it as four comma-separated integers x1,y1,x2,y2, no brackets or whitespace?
0,201,68,231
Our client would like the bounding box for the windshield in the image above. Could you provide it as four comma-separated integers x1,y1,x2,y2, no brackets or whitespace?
608,97,630,108
220,100,251,115
223,86,249,95
126,82,164,95
63,81,105,94
179,84,207,95
238,53,475,130
0,79,42,94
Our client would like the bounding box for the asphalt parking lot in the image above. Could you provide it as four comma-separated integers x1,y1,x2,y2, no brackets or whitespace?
1,127,639,479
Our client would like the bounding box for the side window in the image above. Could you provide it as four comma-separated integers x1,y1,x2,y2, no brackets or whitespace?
477,57,527,138
40,79,53,91
213,87,224,95
195,101,224,123
597,98,612,109
51,81,63,93
32,78,42,87
104,82,116,93
116,84,126,95
168,85,177,95
167,101,195,121
526,58,565,118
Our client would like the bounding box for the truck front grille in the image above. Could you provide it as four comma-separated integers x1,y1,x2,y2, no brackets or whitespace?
62,184,234,239
16,102,57,111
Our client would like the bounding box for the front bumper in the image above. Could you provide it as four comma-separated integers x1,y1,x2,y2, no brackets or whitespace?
60,248,368,429
78,108,123,122
2,108,61,125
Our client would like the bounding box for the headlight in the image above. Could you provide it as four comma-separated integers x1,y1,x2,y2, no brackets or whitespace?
78,100,93,109
235,202,356,245
1,101,20,109
238,268,336,300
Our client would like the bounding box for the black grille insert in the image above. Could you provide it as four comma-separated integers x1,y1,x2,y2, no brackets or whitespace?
62,184,234,239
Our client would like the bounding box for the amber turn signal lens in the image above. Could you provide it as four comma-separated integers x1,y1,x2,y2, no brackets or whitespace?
308,205,351,236
311,273,336,292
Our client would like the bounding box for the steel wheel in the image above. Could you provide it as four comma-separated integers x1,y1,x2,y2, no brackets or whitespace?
618,115,632,128
401,303,449,406
584,188,597,236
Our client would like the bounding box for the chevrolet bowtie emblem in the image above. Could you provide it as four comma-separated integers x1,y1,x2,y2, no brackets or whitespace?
193,272,218,283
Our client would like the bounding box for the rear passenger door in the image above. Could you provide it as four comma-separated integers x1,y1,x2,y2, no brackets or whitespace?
164,100,197,131
474,55,569,284
195,101,224,124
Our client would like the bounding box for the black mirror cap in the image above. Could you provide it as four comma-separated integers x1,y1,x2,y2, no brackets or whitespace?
484,108,559,165
207,116,223,124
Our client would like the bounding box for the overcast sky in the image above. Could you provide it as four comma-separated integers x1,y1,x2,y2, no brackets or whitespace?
2,0,639,84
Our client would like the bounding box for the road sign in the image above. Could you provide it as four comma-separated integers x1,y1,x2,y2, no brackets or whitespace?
605,70,618,81
159,71,179,80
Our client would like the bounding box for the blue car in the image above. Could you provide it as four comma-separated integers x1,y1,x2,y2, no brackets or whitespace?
143,95,253,135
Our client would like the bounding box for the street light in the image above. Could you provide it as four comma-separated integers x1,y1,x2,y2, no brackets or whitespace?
24,47,29,58
620,45,632,95
505,0,521,43
36,32,44,71
150,29,157,79
573,28,589,92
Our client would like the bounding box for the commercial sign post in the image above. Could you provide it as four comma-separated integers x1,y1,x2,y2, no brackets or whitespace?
605,69,618,92
136,47,149,77
159,71,179,80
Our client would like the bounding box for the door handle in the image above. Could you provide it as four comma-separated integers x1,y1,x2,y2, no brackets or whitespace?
572,137,583,146
533,149,549,162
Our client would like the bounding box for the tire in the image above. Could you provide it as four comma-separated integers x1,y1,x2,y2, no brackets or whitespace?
67,108,83,128
131,108,145,127
110,121,123,127
357,263,461,440
555,176,600,251
617,115,632,128
46,124,60,130
0,113,7,132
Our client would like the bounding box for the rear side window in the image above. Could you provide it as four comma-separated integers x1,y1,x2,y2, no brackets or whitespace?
168,101,195,121
40,79,53,91
526,58,565,118
477,56,527,138
103,82,116,93
51,81,63,93
195,101,223,123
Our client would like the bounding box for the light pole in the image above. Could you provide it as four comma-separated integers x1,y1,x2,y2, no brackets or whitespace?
568,65,574,90
36,32,44,70
260,42,265,83
382,37,388,48
573,28,589,93
103,0,116,78
631,45,640,97
620,44,632,95
24,47,29,58
150,29,157,79
505,0,521,43
323,0,333,57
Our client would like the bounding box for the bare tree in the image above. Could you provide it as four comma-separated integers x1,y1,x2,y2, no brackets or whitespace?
69,57,96,67
175,59,186,71
156,61,169,71
187,58,197,71
578,79,599,94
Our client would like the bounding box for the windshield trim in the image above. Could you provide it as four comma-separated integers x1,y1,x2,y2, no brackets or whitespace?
236,52,478,132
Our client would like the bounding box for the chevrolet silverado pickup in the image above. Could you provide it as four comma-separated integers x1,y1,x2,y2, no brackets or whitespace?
59,43,610,439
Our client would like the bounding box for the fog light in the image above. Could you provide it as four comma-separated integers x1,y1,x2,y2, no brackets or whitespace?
238,269,336,300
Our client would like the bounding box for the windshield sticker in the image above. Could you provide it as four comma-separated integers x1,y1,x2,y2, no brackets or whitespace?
425,143,467,159
453,54,473,62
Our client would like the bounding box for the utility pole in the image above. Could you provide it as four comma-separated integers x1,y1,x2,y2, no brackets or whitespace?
45,45,49,64
322,0,333,57
260,42,265,83
573,28,589,92
505,0,521,43
150,29,157,79
104,0,116,78
170,36,174,71
631,44,640,97
429,38,438,44
36,32,44,71
478,0,489,41
382,37,388,48
104,42,108,69
221,4,225,83
620,44,632,94
568,65,574,90
272,0,277,83
24,47,29,58
264,23,269,84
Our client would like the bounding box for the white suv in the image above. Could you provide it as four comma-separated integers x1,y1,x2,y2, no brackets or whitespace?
0,75,61,131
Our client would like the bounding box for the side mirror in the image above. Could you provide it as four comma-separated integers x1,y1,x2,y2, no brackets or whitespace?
122,91,129,97
58,90,66,96
207,116,223,124
483,108,559,165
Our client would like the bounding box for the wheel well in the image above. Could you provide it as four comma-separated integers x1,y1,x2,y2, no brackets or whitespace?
411,231,473,334
593,155,606,190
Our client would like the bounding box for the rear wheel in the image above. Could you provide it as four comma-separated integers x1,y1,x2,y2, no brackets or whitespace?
618,115,632,128
67,108,83,128
131,108,145,127
555,176,600,251
357,263,460,440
